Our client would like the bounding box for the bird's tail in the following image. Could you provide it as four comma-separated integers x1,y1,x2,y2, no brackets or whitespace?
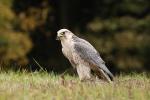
99,69,112,83
100,64,114,81
96,64,114,82
95,69,112,83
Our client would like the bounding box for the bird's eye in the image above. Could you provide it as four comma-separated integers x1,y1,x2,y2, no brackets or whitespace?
61,32,65,35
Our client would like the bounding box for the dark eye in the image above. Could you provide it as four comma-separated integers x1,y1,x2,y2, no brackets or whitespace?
62,32,65,35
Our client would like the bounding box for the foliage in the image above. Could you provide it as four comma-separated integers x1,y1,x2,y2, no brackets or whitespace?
0,3,14,29
0,0,149,72
86,16,150,70
0,0,32,67
0,32,32,65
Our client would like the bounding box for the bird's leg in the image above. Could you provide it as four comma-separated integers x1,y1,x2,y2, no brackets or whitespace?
76,65,92,81
69,60,76,69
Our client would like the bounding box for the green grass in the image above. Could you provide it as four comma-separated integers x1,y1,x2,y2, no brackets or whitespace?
0,71,149,100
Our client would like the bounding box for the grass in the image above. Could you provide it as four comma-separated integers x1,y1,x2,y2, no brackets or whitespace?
0,71,149,100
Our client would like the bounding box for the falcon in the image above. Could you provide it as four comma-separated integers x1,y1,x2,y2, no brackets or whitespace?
56,29,114,82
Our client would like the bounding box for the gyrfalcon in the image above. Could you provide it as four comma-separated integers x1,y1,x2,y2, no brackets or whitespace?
56,29,114,82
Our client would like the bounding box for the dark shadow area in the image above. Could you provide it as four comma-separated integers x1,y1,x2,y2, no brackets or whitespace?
4,0,149,75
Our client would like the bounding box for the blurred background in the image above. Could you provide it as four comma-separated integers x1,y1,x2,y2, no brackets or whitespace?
0,0,149,74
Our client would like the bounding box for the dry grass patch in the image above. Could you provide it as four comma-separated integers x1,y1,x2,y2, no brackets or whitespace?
0,71,149,100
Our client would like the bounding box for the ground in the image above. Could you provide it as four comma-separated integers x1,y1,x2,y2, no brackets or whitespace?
0,71,149,100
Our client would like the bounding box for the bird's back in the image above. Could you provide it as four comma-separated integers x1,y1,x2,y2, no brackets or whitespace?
72,35,114,79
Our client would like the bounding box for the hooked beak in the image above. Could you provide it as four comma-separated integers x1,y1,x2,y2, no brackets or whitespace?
56,36,60,40
56,33,63,40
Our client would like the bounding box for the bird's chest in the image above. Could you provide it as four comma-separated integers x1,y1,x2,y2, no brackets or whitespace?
61,40,74,59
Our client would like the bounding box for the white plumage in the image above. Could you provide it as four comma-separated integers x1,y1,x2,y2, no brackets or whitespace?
57,29,114,82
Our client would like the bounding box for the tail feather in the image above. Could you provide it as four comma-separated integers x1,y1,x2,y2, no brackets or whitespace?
94,68,113,83
100,64,114,81
99,69,112,83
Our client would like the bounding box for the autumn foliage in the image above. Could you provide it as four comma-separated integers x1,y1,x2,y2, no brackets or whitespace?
0,0,149,73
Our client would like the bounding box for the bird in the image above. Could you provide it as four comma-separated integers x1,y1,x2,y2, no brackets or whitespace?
56,29,114,83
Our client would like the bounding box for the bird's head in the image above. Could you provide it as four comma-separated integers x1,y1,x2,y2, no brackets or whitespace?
56,29,74,41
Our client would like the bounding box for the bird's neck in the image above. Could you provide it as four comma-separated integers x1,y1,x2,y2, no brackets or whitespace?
61,38,74,48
